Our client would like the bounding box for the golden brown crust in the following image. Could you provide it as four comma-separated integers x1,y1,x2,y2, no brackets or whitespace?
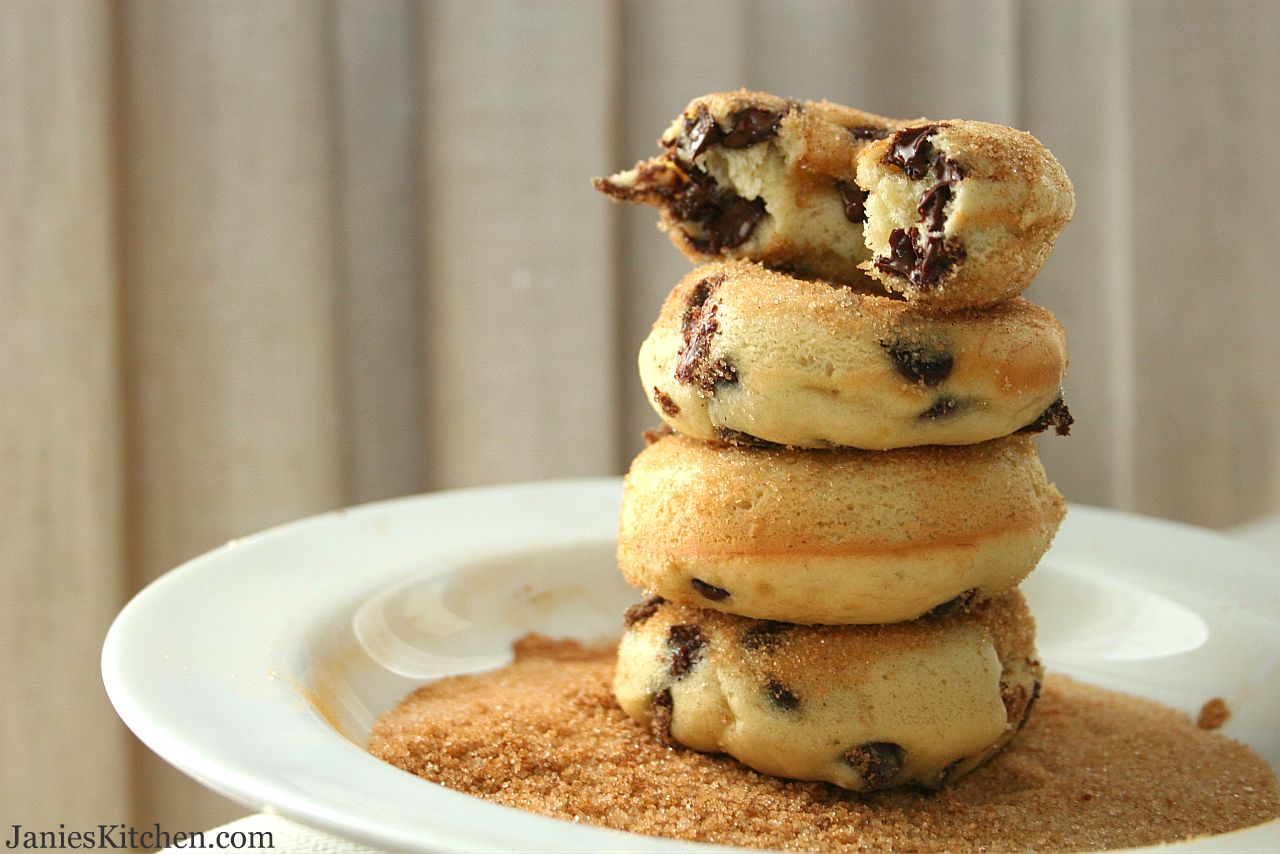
617,432,1065,625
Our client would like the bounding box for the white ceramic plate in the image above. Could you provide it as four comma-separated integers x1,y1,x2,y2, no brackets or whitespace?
102,478,1280,853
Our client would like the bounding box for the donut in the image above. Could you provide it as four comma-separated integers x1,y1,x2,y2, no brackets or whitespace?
593,90,905,286
613,593,1043,792
856,121,1075,308
593,91,1073,306
642,262,1071,450
617,432,1065,625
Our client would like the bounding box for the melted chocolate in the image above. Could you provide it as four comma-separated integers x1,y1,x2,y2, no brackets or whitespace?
675,284,737,395
919,397,959,419
922,588,977,619
652,387,680,416
721,108,783,148
1017,398,1074,436
875,125,970,287
835,179,870,223
670,168,767,253
713,427,785,449
667,624,706,678
683,105,721,161
765,677,800,711
691,578,730,601
848,125,892,140
623,595,666,628
641,424,674,446
884,125,940,179
650,688,675,742
741,621,790,651
845,742,905,790
882,341,953,387
1017,679,1042,731
875,226,965,288
918,181,954,235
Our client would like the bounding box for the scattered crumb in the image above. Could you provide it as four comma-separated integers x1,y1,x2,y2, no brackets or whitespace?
1197,697,1231,730
368,637,1278,852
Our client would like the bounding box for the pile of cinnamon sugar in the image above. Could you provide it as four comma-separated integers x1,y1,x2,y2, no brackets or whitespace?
368,637,1278,852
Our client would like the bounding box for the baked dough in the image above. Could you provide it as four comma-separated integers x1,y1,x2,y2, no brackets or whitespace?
857,121,1075,309
617,432,1065,625
643,261,1071,449
594,90,1073,307
614,593,1043,792
594,90,904,285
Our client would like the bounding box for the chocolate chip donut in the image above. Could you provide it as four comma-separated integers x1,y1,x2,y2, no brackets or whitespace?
618,432,1064,625
594,90,905,286
614,593,1043,792
857,121,1075,309
643,262,1071,450
594,91,1073,306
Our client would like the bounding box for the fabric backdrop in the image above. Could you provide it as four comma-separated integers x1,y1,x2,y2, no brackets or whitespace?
3,0,1278,833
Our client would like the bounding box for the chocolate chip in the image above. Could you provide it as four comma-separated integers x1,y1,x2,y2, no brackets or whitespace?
683,105,721,161
713,427,785,449
1017,397,1074,436
1001,680,1029,723
884,124,940,179
922,588,977,619
667,166,718,222
935,155,965,183
623,595,666,628
742,621,790,651
653,387,680,416
691,578,730,601
835,179,870,223
675,287,738,395
708,195,767,251
669,167,769,253
667,624,706,678
844,742,905,791
882,341,953,387
641,424,674,445
682,275,721,331
721,108,783,148
875,224,966,288
848,125,892,140
765,677,800,711
927,758,964,790
918,181,954,235
1017,679,1042,731
650,688,676,743
876,124,970,289
875,227,922,281
919,397,959,419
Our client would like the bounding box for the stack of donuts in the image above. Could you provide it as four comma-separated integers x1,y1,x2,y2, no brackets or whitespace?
594,90,1075,793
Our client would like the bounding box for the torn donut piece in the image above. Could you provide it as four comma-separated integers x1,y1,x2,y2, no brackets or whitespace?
613,593,1043,792
593,90,908,286
857,121,1075,309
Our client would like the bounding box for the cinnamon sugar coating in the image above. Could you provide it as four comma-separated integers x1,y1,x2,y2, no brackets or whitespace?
368,638,1277,852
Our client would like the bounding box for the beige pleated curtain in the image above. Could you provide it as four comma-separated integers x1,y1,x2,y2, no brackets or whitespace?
4,0,1279,834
